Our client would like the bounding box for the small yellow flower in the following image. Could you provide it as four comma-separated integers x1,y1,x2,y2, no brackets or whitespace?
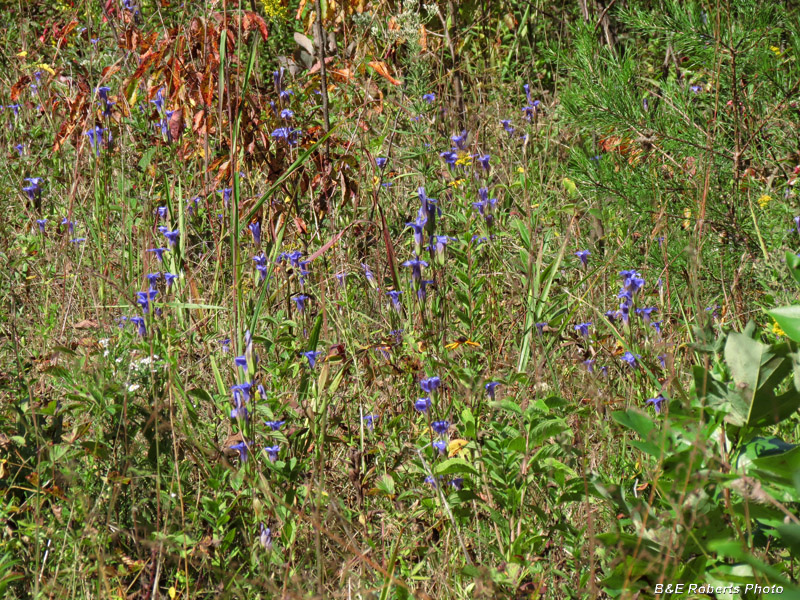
772,321,785,337
770,45,782,57
454,152,472,167
261,0,287,19
36,63,55,75
448,179,465,188
758,194,771,209
517,167,525,173
682,207,692,230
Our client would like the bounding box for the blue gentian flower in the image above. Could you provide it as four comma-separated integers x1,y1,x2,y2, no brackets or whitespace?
299,260,312,285
535,322,548,335
232,382,252,402
575,250,590,267
164,272,178,287
292,294,309,312
583,359,595,373
420,376,441,393
636,307,657,325
432,440,447,455
621,352,639,368
429,235,454,262
500,119,514,134
406,210,427,253
418,279,435,301
425,475,438,488
147,248,168,263
265,420,285,431
386,290,403,312
259,523,272,550
414,397,431,412
450,477,464,490
129,316,146,336
147,272,160,288
604,310,617,323
335,272,347,286
658,355,666,369
574,322,592,338
230,440,249,463
85,126,106,156
363,414,378,431
150,87,165,111
14,143,23,156
230,395,249,421
417,188,440,222
646,394,666,414
162,229,180,247
97,86,111,101
156,206,168,220
376,157,388,169
271,127,301,145
440,150,458,166
219,188,232,208
7,104,20,117
651,321,662,335
431,420,450,435
286,250,303,268
422,93,435,103
36,218,47,233
249,221,261,245
302,350,323,368
690,84,702,93
61,217,75,235
265,444,280,462
220,338,231,353
485,381,500,399
234,355,248,369
450,130,468,150
70,238,87,244
280,108,294,119
402,256,428,282
361,263,377,287
477,154,490,171
136,289,158,313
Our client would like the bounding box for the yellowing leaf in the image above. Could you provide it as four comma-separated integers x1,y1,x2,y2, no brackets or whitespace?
368,61,402,86
448,439,469,458
16,50,27,58
168,586,177,599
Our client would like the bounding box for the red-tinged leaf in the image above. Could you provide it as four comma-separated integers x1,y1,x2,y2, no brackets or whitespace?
308,57,335,75
131,46,166,82
10,76,31,102
294,216,308,235
242,11,269,42
100,65,120,82
368,61,401,85
192,109,205,134
168,107,184,142
56,20,79,48
201,63,214,106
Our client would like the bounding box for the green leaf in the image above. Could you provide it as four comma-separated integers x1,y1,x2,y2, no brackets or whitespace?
434,458,479,477
785,252,800,287
611,409,655,438
768,306,800,344
724,330,798,426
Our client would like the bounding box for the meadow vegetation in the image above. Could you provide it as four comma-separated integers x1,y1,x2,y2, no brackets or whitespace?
1,0,800,598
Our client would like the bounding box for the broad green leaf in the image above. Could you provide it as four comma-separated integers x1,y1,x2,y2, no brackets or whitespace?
768,305,800,344
434,458,479,477
611,409,655,438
